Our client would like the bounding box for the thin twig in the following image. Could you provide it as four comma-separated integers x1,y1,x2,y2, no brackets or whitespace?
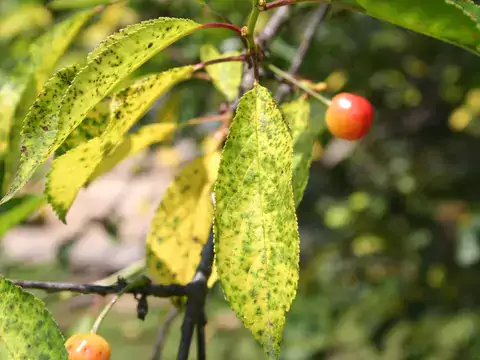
276,3,330,101
238,6,292,97
12,280,187,297
150,307,180,360
257,6,291,46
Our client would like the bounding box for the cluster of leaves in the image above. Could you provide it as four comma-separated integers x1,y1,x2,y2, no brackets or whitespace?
0,0,480,359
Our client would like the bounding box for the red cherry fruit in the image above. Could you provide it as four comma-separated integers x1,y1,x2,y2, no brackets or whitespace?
65,333,111,360
325,93,374,140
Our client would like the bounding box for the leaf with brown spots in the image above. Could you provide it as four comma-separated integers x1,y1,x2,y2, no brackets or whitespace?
53,17,201,154
55,100,111,157
199,44,242,101
46,66,193,222
281,97,314,207
214,84,300,359
0,276,68,360
147,152,221,300
1,65,80,206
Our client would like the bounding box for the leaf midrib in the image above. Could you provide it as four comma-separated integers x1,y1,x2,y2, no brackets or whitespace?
253,87,273,345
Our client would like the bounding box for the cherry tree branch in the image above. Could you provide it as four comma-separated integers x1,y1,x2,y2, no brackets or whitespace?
177,234,214,360
12,279,187,297
257,6,291,46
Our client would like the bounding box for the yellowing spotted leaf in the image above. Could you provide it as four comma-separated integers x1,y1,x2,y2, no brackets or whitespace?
0,8,94,174
0,277,68,360
147,152,221,292
214,84,299,359
200,44,242,101
281,97,313,207
54,18,201,150
90,123,177,181
46,66,193,222
55,100,110,157
1,65,79,206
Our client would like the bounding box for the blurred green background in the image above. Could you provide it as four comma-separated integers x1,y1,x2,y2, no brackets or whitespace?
1,0,480,359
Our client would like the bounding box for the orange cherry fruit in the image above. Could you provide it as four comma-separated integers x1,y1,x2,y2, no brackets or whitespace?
65,333,111,360
325,92,374,140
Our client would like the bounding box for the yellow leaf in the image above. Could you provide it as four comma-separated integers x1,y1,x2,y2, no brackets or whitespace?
46,66,193,222
147,152,221,292
281,97,313,207
90,123,176,181
200,44,242,101
214,85,299,358
56,100,111,157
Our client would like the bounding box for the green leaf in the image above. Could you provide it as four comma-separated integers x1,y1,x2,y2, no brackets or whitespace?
0,277,68,360
200,44,242,101
55,100,110,157
353,0,480,55
147,152,221,290
214,84,300,359
446,0,480,28
1,65,80,206
54,17,201,152
0,195,45,238
281,98,313,207
90,122,177,181
46,66,193,222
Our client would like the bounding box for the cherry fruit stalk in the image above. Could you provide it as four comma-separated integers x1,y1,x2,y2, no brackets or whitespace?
325,93,374,140
65,333,111,360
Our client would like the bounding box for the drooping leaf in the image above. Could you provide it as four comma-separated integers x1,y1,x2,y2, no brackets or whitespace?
214,84,300,358
53,18,201,152
281,98,313,207
90,123,176,181
46,66,193,222
0,277,68,360
0,195,45,238
1,65,80,205
55,100,110,157
147,152,221,291
352,0,480,56
200,44,242,101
